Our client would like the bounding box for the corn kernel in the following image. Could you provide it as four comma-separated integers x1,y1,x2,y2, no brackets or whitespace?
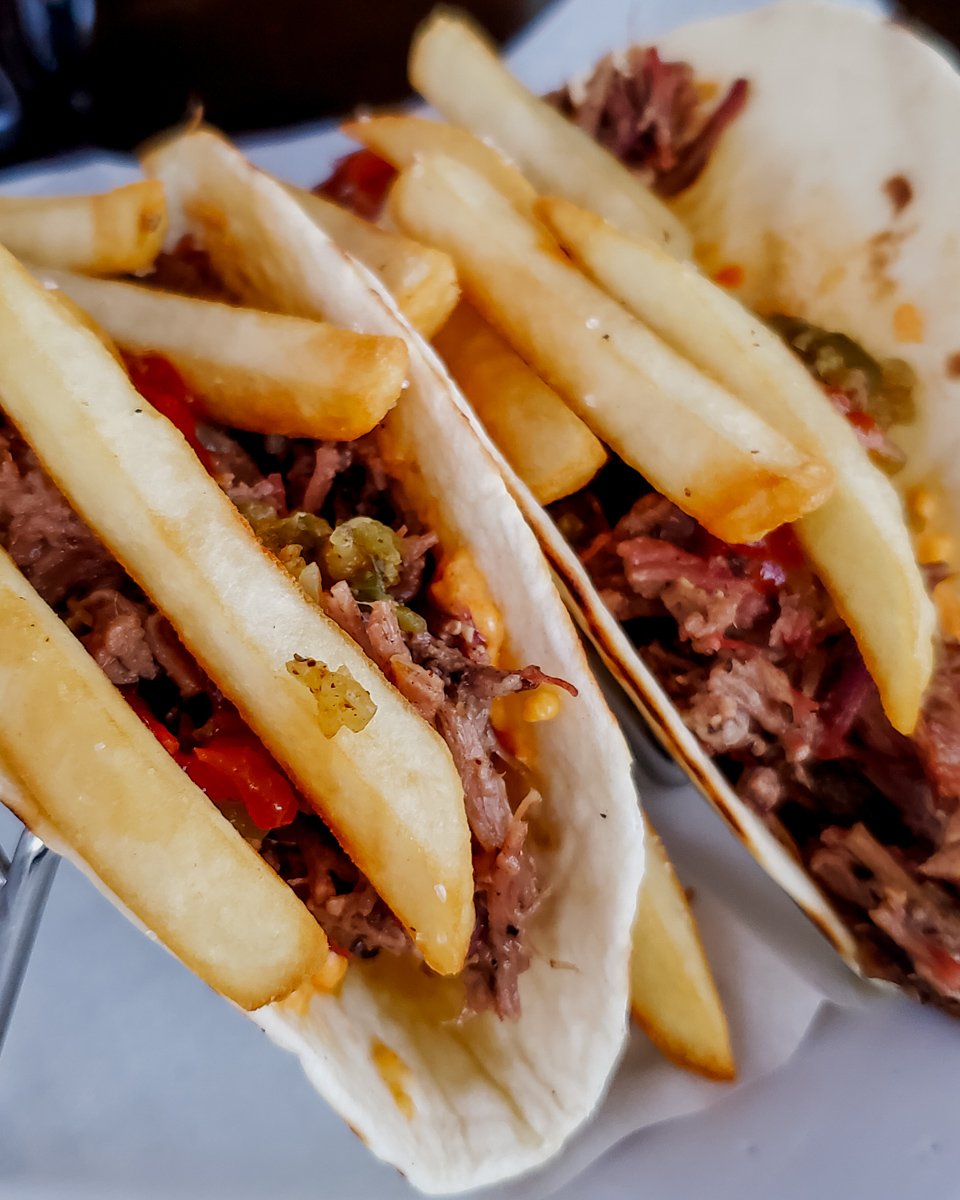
523,688,562,723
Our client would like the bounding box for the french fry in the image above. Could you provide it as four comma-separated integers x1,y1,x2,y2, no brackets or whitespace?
0,547,327,1011
35,267,409,440
0,245,474,977
540,196,935,733
284,183,459,337
391,156,832,544
409,12,692,256
142,130,360,323
0,182,167,274
631,819,735,1080
342,115,537,214
434,302,607,503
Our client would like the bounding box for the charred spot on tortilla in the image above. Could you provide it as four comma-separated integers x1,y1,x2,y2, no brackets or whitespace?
884,173,914,214
945,352,960,379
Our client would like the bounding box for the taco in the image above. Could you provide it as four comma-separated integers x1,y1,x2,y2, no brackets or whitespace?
0,133,647,1190
360,3,960,1015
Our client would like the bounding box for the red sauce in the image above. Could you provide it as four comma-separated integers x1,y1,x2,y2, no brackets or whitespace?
712,264,744,289
314,149,397,220
124,352,214,472
702,523,805,592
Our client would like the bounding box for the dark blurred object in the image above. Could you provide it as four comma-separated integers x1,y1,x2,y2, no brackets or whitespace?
0,0,550,165
895,0,960,54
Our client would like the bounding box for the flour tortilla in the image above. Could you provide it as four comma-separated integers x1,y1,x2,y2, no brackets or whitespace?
489,3,960,984
8,132,645,1193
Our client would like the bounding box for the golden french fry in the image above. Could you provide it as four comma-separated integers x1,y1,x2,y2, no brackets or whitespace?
434,302,607,504
0,181,167,274
0,547,326,1011
408,12,691,256
540,196,935,734
35,267,408,440
0,245,474,977
342,114,537,214
47,288,123,361
631,819,735,1081
284,183,459,337
391,156,832,544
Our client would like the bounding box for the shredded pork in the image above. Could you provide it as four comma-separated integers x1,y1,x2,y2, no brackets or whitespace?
0,407,561,1019
548,46,749,195
562,479,960,1009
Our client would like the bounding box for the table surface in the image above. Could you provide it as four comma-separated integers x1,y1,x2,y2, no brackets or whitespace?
4,1,960,1198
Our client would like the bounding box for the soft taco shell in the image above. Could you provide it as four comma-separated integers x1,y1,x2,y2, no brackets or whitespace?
482,2,960,982
16,134,645,1192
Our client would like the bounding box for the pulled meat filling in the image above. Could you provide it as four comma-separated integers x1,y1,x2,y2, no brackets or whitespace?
557,460,960,1010
0,361,567,1019
549,43,960,1009
547,46,748,196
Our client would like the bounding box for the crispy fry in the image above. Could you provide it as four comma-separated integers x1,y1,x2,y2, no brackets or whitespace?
0,182,167,274
284,183,459,337
391,156,832,544
408,12,691,256
0,245,474,977
0,547,326,1010
434,302,607,503
540,196,935,733
631,819,734,1080
35,267,408,440
342,115,537,213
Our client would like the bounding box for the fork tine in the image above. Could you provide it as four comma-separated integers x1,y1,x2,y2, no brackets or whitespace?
0,830,57,1056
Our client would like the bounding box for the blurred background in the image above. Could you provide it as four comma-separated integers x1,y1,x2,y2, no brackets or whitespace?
0,0,953,165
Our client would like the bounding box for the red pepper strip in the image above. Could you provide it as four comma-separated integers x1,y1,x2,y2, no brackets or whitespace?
123,352,215,473
127,691,181,756
824,387,893,458
189,737,301,830
844,409,891,457
314,149,397,220
125,691,299,830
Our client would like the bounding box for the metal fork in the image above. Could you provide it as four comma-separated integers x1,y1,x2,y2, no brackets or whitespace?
0,826,57,1056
